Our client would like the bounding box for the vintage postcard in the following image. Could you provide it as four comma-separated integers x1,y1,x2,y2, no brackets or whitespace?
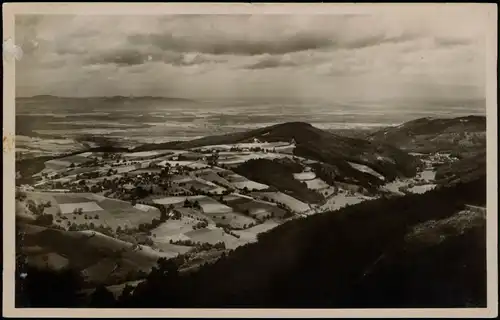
3,3,498,318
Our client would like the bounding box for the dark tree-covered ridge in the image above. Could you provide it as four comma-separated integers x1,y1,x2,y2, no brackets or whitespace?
16,175,486,309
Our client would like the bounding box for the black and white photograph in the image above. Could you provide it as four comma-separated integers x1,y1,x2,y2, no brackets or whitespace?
3,3,497,317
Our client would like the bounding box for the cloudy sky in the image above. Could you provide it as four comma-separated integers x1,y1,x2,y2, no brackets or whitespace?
15,10,489,102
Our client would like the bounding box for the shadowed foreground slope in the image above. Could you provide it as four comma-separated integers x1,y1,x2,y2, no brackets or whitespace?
17,176,487,308
122,176,486,308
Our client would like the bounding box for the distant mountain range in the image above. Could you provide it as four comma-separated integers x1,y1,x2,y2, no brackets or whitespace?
17,95,196,102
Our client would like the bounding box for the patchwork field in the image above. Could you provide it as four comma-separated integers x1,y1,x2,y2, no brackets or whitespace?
293,169,332,192
59,202,103,214
151,217,201,239
24,192,161,230
46,154,92,166
170,175,194,183
347,162,386,181
224,194,288,219
64,167,101,176
381,180,407,196
293,171,316,180
193,141,292,153
158,160,209,169
305,178,330,190
208,212,256,229
152,195,207,206
216,151,287,166
380,167,439,196
177,178,222,193
18,225,170,285
183,228,246,249
231,180,269,191
223,173,270,191
233,220,281,242
193,171,232,187
128,168,163,175
116,165,138,174
122,150,174,159
252,191,311,213
419,169,437,181
319,193,373,213
408,184,437,194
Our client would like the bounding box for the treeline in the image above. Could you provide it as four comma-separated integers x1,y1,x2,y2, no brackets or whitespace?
310,161,380,194
17,175,487,308
233,158,324,204
435,151,487,185
15,145,129,184
128,174,487,308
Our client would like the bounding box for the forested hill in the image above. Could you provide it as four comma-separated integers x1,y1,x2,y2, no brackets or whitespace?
367,115,486,154
17,170,487,309
133,121,420,180
116,175,486,308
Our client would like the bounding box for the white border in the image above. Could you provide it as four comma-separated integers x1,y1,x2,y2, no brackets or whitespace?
3,3,498,318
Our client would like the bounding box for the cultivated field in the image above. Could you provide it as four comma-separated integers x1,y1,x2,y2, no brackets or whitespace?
347,162,386,181
224,194,288,219
19,225,170,284
24,192,161,230
232,220,280,242
252,191,311,213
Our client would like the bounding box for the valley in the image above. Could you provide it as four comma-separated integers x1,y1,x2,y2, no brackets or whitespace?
15,117,487,304
10,9,492,312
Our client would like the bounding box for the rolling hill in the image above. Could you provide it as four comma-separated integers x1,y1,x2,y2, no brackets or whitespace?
17,175,487,308
119,175,487,308
366,116,486,155
17,221,164,287
435,151,487,185
134,122,421,182
15,116,488,308
233,158,324,204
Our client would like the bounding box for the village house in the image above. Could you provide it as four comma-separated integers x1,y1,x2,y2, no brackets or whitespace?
19,184,34,192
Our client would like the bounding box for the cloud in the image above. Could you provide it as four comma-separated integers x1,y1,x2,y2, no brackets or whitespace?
434,36,474,47
243,54,299,70
14,11,489,101
85,48,147,66
244,58,297,70
84,46,227,67
128,32,329,56
127,25,421,57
